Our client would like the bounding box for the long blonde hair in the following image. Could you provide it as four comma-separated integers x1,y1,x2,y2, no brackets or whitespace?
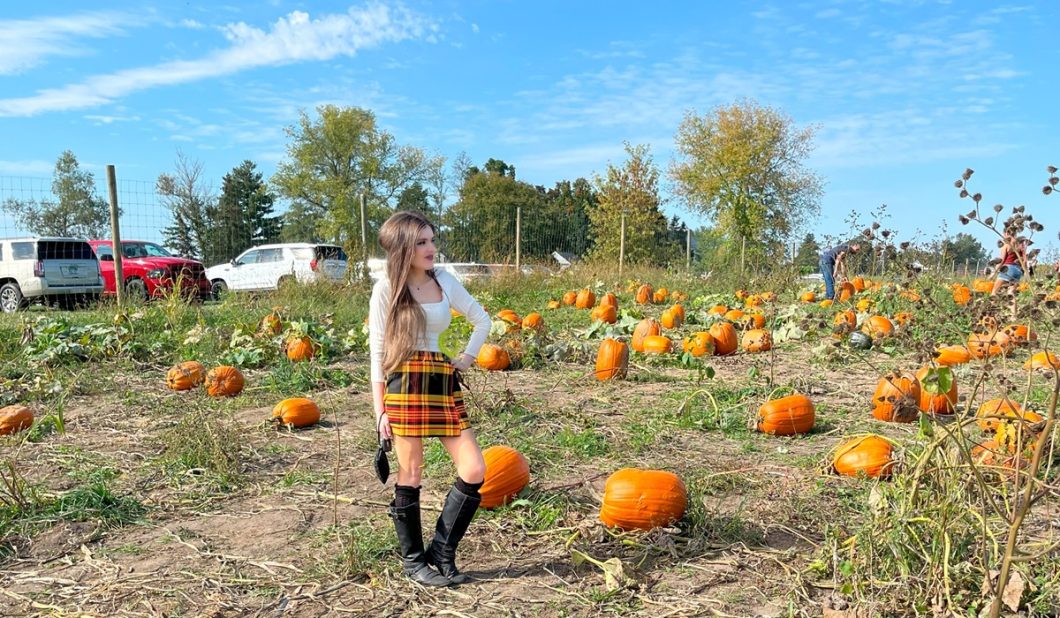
379,211,438,375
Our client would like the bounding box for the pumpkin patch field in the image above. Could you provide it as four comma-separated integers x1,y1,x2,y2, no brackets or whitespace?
2,267,1060,617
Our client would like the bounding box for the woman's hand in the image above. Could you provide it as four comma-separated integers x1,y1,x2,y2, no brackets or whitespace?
376,412,392,440
451,353,475,371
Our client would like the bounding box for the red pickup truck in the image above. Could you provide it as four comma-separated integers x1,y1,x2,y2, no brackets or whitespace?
88,240,211,300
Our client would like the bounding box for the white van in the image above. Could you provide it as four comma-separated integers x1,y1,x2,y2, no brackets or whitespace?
0,237,104,312
205,243,348,295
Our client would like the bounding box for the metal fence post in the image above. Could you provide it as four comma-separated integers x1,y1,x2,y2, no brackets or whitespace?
106,165,124,308
619,213,626,278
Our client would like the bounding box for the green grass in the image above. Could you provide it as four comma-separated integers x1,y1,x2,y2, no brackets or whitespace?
156,406,245,489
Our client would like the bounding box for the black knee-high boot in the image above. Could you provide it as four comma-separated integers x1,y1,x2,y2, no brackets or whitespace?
389,492,451,587
426,479,482,585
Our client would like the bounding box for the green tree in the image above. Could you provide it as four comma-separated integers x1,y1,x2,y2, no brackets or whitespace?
396,182,430,214
940,233,988,265
157,152,212,260
539,178,595,259
795,233,821,270
670,99,823,259
271,105,444,258
2,150,111,238
204,161,279,265
588,143,673,265
444,160,546,262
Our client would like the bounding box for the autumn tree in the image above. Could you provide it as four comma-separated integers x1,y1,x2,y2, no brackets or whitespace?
157,152,212,260
2,150,111,238
588,143,674,265
271,105,444,257
670,99,823,260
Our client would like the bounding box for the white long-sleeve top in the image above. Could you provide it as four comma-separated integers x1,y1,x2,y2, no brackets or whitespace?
368,269,491,383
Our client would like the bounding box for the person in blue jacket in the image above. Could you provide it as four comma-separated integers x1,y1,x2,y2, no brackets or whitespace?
820,241,861,300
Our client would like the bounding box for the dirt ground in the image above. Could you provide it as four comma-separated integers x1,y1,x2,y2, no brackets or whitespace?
0,341,1050,617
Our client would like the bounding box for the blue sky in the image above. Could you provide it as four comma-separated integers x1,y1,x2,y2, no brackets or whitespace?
0,1,1058,256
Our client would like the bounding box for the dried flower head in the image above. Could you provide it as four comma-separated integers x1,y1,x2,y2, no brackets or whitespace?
960,189,969,198
959,215,969,225
955,179,964,188
1045,186,1054,195
1048,165,1058,174
962,168,975,180
993,203,1003,213
973,192,982,202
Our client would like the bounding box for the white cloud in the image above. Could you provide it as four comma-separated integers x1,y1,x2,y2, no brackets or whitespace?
0,159,54,175
180,18,206,30
0,4,432,117
0,11,137,75
84,113,142,124
471,23,479,33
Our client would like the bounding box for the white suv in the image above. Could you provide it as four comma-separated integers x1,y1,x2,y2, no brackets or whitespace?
205,243,348,295
0,237,104,312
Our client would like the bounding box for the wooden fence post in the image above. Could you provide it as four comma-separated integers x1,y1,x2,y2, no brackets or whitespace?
106,165,123,308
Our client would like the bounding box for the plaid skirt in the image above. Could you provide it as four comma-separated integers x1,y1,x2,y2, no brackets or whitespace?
384,351,470,437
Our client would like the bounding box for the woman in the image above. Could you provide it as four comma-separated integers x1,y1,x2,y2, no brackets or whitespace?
990,232,1026,318
368,211,492,587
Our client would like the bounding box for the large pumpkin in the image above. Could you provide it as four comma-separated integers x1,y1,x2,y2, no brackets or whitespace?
166,360,206,391
660,307,681,329
972,278,994,293
976,399,1041,432
205,366,245,397
850,276,866,292
800,291,816,303
1025,351,1060,371
1002,323,1037,345
594,338,629,381
641,335,673,355
562,291,577,306
871,371,921,423
952,284,971,305
934,345,971,366
832,435,895,478
477,344,511,371
682,332,715,357
631,318,661,353
522,312,544,330
496,309,521,326
598,292,618,309
670,304,686,323
591,304,617,324
707,304,728,316
599,468,687,531
862,316,894,340
741,313,766,330
286,336,316,362
756,394,815,436
575,289,596,309
480,445,530,509
966,332,1010,359
915,367,957,415
260,312,282,335
723,308,746,322
741,329,773,353
635,284,654,305
0,405,34,436
837,282,856,303
652,290,668,304
710,322,738,356
833,309,857,334
272,397,321,428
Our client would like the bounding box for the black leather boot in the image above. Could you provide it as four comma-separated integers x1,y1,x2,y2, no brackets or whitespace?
426,485,481,585
389,501,451,587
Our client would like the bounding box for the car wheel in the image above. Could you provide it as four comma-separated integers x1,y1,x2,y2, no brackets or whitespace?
211,279,228,300
125,278,148,303
0,283,26,313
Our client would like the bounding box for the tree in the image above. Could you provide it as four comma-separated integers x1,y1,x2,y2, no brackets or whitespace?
204,161,279,265
588,143,674,265
1,150,111,238
444,160,547,262
795,233,821,270
670,99,823,259
157,152,212,260
396,182,430,214
940,233,988,266
540,178,596,259
271,105,444,258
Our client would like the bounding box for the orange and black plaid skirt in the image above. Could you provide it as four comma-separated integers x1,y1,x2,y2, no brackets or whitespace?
384,351,470,437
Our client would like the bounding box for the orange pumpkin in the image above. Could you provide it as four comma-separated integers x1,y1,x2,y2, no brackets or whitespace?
660,308,680,329
708,304,728,316
966,332,1010,359
598,292,618,309
546,299,561,310
670,290,688,302
976,399,1041,432
838,282,856,303
756,394,815,436
595,338,629,381
641,335,673,355
819,299,834,308
1002,323,1036,345
655,287,669,299
271,397,321,428
682,332,715,357
496,309,521,325
724,309,746,322
972,278,993,293
286,336,316,362
477,344,511,371
671,303,686,323
205,366,245,397
742,313,766,330
599,468,687,531
575,289,596,309
591,304,617,324
635,284,654,305
833,435,895,478
0,405,34,436
260,313,282,335
862,315,894,340
1025,351,1060,371
934,345,972,366
915,366,957,415
760,291,777,303
522,312,544,330
851,276,866,292
741,329,773,353
834,309,857,332
166,360,207,391
652,290,668,304
562,291,577,305
871,371,921,423
631,318,662,353
856,298,874,312
710,322,738,356
894,312,913,327
479,445,530,509
800,291,816,303
952,284,971,305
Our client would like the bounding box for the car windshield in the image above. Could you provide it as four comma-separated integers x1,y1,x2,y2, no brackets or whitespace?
122,242,172,258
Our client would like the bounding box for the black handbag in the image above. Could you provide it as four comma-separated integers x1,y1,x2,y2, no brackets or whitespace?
374,433,392,485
